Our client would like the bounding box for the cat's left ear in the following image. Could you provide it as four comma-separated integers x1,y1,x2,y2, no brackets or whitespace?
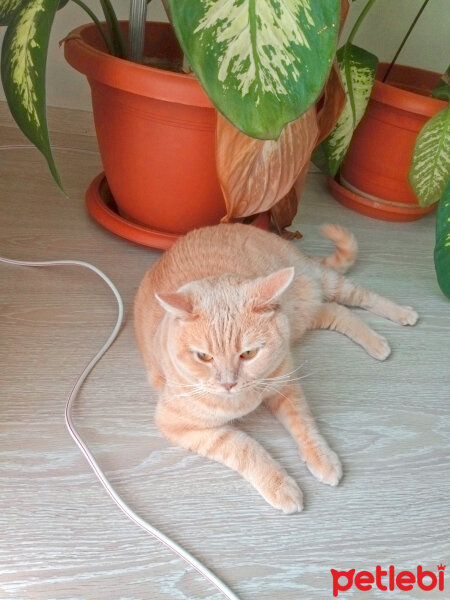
155,292,195,320
250,267,295,313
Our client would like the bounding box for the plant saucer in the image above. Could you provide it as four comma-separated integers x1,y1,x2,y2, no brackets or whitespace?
85,173,271,250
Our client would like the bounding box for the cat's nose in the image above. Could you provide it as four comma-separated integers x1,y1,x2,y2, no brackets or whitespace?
221,382,237,391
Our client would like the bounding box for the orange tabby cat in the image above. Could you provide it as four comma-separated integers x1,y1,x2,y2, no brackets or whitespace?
134,224,418,513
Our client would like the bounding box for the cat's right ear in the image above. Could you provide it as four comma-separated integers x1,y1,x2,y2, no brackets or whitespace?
250,267,295,314
155,292,195,320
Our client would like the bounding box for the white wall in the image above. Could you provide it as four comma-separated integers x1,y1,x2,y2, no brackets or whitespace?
341,0,448,74
0,0,448,111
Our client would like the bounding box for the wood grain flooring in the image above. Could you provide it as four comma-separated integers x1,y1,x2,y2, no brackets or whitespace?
0,103,449,600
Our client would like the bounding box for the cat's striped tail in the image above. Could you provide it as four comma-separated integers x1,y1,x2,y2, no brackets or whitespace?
312,224,358,273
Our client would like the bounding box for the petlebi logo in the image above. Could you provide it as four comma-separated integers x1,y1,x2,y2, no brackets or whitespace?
330,564,445,597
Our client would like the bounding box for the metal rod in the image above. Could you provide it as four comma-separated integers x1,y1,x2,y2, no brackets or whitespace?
383,0,431,83
128,0,147,63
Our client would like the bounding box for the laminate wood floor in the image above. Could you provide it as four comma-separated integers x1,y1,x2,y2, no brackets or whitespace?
1,104,449,600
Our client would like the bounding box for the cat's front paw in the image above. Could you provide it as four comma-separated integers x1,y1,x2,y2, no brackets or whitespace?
368,333,391,361
304,446,343,487
397,306,419,326
259,474,303,514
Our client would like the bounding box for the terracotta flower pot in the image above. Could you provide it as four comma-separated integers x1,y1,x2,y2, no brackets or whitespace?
330,64,447,221
64,22,230,238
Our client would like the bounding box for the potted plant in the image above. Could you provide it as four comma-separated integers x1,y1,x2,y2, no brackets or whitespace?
313,0,449,222
0,0,349,248
312,0,449,298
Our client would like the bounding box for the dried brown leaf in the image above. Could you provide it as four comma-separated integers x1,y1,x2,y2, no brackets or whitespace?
216,107,319,222
340,0,350,33
316,61,346,146
271,163,310,234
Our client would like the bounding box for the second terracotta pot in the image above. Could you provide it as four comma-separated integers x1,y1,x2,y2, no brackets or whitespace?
336,64,446,221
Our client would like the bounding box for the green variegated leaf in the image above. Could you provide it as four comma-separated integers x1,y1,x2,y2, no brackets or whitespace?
1,0,62,188
432,65,450,102
167,0,340,140
409,104,450,207
0,0,68,26
313,43,377,176
434,179,450,299
0,0,26,26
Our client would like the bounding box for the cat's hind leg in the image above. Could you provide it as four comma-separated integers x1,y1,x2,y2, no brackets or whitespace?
265,384,342,487
320,270,419,326
311,302,391,360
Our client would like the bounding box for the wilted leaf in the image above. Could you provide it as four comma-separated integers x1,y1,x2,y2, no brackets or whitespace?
316,60,346,146
434,179,450,299
313,43,378,176
216,108,319,221
167,0,340,140
340,0,349,32
409,104,450,207
271,165,310,237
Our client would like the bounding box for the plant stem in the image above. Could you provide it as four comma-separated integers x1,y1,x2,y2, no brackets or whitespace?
160,0,190,73
99,0,127,58
70,0,114,54
382,0,431,82
129,0,148,63
347,0,378,45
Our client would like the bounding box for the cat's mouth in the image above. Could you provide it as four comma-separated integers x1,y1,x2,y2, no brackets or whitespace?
202,382,242,396
215,386,240,396
198,381,262,397
211,381,258,397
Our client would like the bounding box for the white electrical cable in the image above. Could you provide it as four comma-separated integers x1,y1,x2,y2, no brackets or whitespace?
0,256,240,600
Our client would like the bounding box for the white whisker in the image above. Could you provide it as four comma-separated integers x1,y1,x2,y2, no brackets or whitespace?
162,377,205,390
259,372,314,385
172,388,206,399
240,369,315,396
164,382,200,389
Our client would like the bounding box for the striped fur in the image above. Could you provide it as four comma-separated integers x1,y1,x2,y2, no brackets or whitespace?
313,223,358,273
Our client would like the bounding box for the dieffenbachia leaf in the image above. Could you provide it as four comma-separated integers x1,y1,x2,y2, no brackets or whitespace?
1,0,63,189
432,65,450,102
216,107,318,220
409,103,450,207
1,0,68,26
0,0,26,26
434,179,450,299
312,43,378,176
167,0,340,140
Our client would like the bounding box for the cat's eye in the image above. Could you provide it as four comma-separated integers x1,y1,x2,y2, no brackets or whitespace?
197,352,213,362
240,348,258,360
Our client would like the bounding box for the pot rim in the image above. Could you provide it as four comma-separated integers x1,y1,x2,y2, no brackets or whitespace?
63,21,214,108
372,63,446,117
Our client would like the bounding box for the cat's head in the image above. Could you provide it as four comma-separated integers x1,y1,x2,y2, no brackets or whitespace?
155,268,294,396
